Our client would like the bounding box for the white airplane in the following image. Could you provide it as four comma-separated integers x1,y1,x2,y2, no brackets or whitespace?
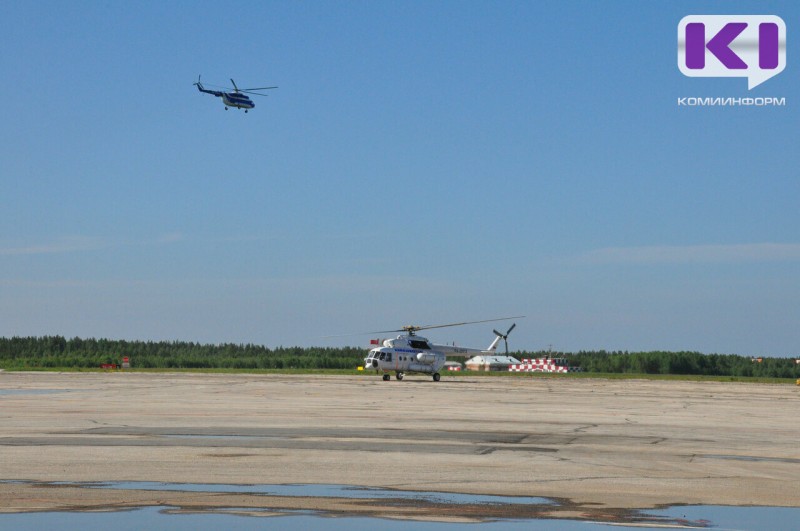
363,317,522,382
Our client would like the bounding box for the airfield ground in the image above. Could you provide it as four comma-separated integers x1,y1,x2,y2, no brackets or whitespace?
0,372,798,521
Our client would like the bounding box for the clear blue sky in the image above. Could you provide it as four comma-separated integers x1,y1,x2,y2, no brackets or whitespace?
2,1,798,356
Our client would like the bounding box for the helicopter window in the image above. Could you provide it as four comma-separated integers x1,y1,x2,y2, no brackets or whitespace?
385,353,392,362
379,352,386,361
409,340,430,350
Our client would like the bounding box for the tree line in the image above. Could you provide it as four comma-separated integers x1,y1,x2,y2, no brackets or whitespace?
1,336,798,378
0,336,364,370
518,349,799,379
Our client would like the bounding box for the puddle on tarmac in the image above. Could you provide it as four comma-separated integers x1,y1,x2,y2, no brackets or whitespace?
80,481,553,506
2,481,798,529
3,503,799,530
650,505,798,531
698,453,800,464
0,389,72,396
0,506,602,531
163,433,291,441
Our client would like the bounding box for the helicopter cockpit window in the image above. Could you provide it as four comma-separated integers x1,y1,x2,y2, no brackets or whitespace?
379,352,386,361
409,340,431,350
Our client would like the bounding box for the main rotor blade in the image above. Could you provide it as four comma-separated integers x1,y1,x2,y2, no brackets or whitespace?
237,90,272,97
413,316,525,332
201,82,236,90
506,323,516,335
333,316,525,337
368,328,412,334
193,80,275,95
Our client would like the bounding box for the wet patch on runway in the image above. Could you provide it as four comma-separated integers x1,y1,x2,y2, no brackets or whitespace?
0,425,717,457
0,389,72,396
6,480,795,528
0,426,561,456
81,481,555,505
697,453,800,464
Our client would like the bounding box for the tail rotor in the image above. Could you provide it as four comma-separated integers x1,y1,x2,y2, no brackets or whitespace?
493,323,517,355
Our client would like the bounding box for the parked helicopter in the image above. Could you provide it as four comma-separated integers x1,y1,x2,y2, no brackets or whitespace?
363,317,523,382
193,75,277,112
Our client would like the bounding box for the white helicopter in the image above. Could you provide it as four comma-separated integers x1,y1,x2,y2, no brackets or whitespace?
363,317,523,382
194,75,277,112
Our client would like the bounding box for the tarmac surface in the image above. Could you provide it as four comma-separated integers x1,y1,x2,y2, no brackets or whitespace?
1,371,798,521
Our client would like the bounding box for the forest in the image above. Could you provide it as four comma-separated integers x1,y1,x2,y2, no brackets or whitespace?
0,336,364,370
1,336,798,379
518,349,799,378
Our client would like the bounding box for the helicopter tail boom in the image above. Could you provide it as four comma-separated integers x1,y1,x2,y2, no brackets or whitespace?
194,75,225,97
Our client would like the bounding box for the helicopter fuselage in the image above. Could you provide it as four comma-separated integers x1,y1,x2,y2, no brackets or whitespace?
364,333,503,382
364,335,446,381
221,92,254,110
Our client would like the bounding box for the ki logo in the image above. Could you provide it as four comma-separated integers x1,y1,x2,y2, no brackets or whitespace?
678,15,786,89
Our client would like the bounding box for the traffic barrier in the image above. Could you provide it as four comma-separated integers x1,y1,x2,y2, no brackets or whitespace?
508,358,582,373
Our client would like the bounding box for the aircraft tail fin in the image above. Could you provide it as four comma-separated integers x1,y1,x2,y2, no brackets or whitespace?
486,335,502,352
488,323,517,355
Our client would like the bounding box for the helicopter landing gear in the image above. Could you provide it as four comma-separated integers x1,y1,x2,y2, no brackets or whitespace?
382,374,390,381
396,372,404,381
432,373,441,382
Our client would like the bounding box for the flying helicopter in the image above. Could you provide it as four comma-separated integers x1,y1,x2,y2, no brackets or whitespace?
193,75,277,112
362,317,523,382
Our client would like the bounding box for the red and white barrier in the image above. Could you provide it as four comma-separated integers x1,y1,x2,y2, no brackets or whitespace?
508,358,582,373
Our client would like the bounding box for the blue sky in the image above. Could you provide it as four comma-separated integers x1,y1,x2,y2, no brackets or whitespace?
2,1,798,356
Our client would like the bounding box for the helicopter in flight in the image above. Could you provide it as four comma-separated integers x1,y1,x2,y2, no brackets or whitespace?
193,75,277,112
363,317,523,382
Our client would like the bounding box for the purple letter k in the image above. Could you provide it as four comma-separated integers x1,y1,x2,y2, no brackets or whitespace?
686,22,748,69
